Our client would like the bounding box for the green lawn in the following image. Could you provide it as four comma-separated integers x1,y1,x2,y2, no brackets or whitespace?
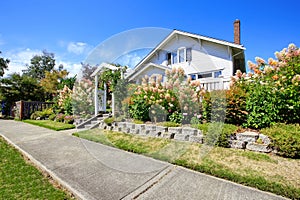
23,120,75,131
74,129,300,199
0,136,73,199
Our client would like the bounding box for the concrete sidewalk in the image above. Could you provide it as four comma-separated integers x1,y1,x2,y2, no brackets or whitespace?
0,120,286,200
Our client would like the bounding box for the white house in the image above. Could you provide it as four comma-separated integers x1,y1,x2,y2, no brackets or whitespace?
126,20,245,90
91,20,246,115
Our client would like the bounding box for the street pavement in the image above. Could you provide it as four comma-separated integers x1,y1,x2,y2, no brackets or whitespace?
0,120,287,200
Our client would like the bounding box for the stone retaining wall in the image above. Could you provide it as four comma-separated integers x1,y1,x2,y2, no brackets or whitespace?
99,122,272,153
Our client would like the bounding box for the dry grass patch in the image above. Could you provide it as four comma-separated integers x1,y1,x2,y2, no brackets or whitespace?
73,129,300,199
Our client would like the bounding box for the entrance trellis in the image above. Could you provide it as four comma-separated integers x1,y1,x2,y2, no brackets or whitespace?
91,63,119,116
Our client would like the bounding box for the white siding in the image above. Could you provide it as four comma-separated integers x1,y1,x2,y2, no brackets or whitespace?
144,34,233,78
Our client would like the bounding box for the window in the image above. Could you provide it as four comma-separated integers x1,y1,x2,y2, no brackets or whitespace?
179,48,185,63
186,48,192,62
190,74,196,80
166,47,192,65
198,73,212,79
172,51,177,64
167,53,172,65
214,71,222,78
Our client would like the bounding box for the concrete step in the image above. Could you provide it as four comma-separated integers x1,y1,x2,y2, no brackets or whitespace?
84,124,92,129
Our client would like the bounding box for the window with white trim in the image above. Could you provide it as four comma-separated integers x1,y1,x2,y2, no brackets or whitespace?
214,71,222,78
186,48,192,62
198,73,212,79
166,47,192,65
179,48,185,63
172,51,178,64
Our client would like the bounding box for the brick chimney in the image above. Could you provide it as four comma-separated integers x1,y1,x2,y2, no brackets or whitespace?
234,19,241,45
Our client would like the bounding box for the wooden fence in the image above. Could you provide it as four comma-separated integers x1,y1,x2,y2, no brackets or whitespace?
15,101,54,120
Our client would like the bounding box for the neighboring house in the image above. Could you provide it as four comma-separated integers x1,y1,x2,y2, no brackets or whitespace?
126,20,245,90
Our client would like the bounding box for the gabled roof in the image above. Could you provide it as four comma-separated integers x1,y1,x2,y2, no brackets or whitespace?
128,29,245,78
127,63,171,81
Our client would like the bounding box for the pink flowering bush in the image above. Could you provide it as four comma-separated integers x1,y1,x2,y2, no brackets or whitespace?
72,78,94,119
232,44,300,128
128,67,202,122
56,85,73,115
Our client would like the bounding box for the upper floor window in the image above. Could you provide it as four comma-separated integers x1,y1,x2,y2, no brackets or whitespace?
166,47,192,65
186,48,192,62
179,48,185,63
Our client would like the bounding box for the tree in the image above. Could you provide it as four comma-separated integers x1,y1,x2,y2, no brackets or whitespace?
23,50,55,80
0,73,45,115
40,69,69,98
81,63,97,81
0,51,10,77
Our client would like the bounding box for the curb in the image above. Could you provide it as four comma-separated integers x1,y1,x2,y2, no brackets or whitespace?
0,133,85,200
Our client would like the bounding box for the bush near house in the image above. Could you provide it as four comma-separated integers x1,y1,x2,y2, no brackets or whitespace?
202,86,248,125
261,123,300,158
192,122,238,147
231,43,300,129
128,68,203,122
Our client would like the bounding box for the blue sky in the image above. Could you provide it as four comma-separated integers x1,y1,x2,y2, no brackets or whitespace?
0,0,299,76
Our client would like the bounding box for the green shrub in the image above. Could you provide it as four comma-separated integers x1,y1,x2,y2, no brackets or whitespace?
49,114,56,121
104,117,115,126
261,123,300,158
56,113,65,122
232,44,300,128
133,119,144,124
193,122,238,147
202,90,226,123
157,121,180,127
30,111,41,120
169,111,183,124
190,116,200,125
30,108,54,120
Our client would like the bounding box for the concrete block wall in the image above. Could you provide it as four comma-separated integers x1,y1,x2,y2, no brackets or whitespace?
100,122,273,153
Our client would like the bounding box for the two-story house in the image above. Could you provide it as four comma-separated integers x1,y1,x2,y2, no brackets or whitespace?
126,20,245,90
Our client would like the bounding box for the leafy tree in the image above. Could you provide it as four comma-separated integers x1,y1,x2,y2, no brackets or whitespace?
58,75,77,90
23,50,55,80
81,63,97,81
40,69,69,99
0,73,45,115
0,51,10,77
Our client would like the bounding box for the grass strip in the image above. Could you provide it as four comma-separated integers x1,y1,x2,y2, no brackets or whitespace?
74,129,300,199
0,136,73,199
23,120,75,131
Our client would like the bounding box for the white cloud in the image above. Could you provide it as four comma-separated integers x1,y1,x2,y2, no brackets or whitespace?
114,50,150,68
5,48,42,75
67,42,90,55
56,60,81,77
4,49,82,78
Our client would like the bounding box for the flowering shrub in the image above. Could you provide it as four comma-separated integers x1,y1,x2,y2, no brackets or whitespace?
202,86,248,125
128,67,202,122
232,44,300,128
56,113,64,122
64,115,74,124
56,85,73,115
72,79,94,119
